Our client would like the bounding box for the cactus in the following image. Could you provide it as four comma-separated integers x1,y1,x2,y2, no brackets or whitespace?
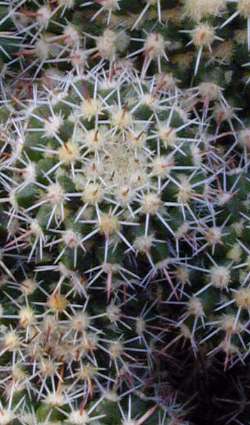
1,0,250,424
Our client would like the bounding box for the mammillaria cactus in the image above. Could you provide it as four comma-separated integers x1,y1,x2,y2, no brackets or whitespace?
1,0,250,424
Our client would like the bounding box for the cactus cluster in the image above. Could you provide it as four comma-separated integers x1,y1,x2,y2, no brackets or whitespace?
1,0,250,424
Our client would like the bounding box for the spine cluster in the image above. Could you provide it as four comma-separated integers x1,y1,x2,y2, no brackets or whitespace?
0,1,250,424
